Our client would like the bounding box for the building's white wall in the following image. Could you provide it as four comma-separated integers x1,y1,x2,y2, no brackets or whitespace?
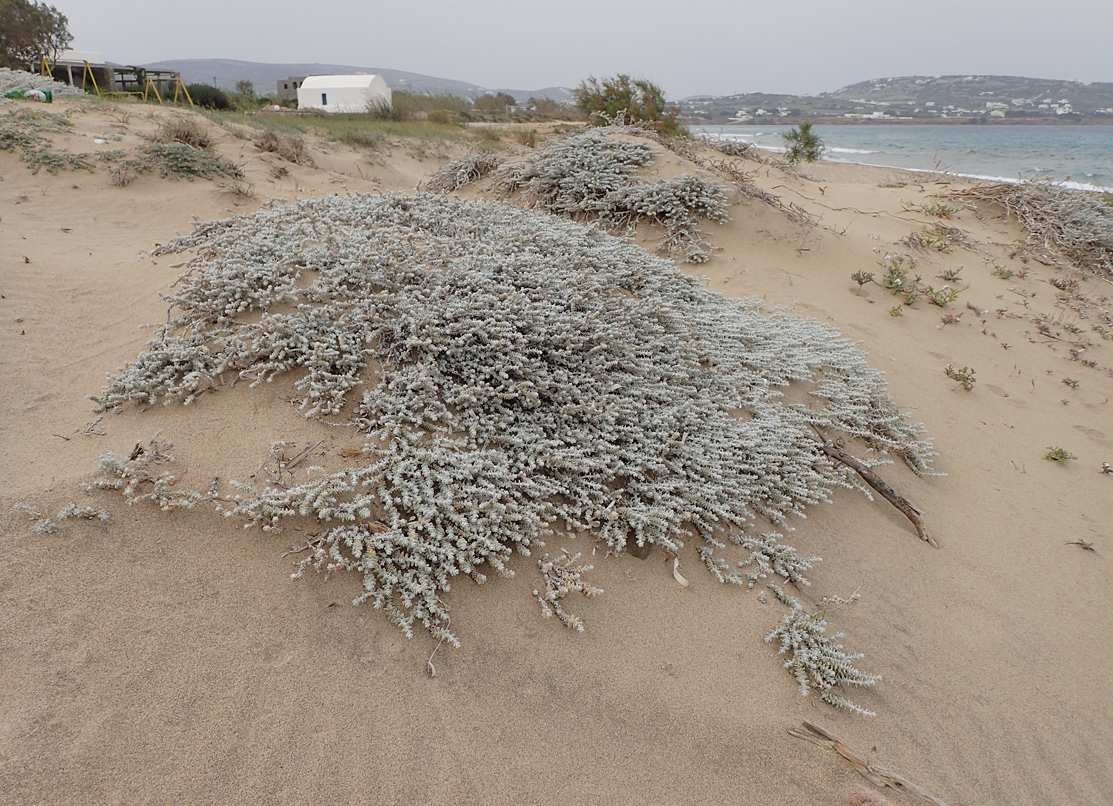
297,75,392,114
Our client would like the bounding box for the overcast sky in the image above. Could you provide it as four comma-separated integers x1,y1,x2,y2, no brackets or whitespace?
57,0,1113,98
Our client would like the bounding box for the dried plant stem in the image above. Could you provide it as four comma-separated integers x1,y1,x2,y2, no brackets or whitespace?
815,440,936,548
789,721,953,806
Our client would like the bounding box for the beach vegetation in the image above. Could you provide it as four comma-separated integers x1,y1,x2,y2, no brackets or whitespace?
951,180,1113,279
922,284,962,307
850,270,874,293
781,121,824,164
0,107,93,174
422,149,501,193
89,192,933,714
252,129,315,166
574,74,686,138
186,83,232,110
473,92,516,114
489,127,728,261
1045,446,1077,464
944,364,976,390
765,587,881,716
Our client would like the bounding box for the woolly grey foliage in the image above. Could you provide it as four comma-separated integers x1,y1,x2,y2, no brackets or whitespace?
423,149,503,193
697,531,819,589
489,128,729,262
94,435,202,511
765,587,882,716
13,502,57,534
56,502,110,522
93,192,933,647
0,67,88,97
533,550,603,632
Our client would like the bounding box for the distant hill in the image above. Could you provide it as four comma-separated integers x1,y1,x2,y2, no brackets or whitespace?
680,75,1113,124
142,59,573,104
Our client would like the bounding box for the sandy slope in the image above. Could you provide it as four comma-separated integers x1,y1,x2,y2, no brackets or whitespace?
2,99,1111,805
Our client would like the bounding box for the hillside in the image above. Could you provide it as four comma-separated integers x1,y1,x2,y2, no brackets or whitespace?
681,74,1113,124
141,58,574,104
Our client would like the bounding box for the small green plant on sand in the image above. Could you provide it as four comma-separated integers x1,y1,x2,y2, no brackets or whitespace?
782,121,823,164
922,284,963,308
1045,447,1077,464
944,364,976,391
850,270,874,294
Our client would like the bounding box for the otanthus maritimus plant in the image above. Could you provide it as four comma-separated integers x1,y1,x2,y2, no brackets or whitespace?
765,588,881,716
91,192,934,710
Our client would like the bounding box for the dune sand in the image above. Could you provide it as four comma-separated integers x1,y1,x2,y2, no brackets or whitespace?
2,98,1111,805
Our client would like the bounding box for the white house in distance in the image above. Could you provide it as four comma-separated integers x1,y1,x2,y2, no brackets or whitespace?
296,74,392,114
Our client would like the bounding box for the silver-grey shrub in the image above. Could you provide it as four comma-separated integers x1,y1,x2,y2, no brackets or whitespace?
766,588,882,716
93,192,933,649
489,128,729,262
423,149,502,193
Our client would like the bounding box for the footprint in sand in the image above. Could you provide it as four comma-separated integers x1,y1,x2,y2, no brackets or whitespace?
1074,425,1111,446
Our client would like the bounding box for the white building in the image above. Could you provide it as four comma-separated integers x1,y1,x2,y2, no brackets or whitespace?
297,74,392,114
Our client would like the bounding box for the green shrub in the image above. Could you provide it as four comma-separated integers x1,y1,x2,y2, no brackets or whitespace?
186,84,231,110
782,121,824,164
574,74,686,138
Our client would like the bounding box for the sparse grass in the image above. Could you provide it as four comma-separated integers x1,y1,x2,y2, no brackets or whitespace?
154,115,213,150
253,129,315,165
210,110,475,151
906,199,961,219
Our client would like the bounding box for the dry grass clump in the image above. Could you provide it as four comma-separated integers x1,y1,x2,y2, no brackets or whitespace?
952,180,1113,277
707,138,761,161
154,115,214,150
252,129,315,166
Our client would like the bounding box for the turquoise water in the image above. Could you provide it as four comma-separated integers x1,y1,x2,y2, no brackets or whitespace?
693,124,1113,191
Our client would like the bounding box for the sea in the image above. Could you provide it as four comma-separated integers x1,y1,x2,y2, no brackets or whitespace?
691,124,1113,192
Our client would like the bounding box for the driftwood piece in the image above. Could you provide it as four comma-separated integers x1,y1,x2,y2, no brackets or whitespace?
816,440,938,549
790,721,953,806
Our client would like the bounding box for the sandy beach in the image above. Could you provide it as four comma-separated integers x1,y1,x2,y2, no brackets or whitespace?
2,97,1111,805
